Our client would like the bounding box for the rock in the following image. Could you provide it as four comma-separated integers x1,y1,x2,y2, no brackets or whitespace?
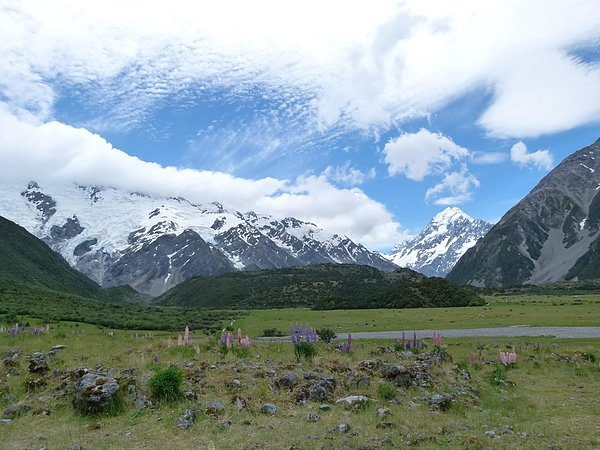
344,372,371,389
32,406,51,416
2,350,20,368
229,379,241,389
68,445,83,450
2,403,32,419
336,423,351,433
336,395,370,409
376,421,396,429
232,396,246,410
357,360,380,371
51,345,66,351
8,368,21,377
485,430,496,438
0,419,12,425
430,394,453,411
319,404,332,411
177,409,197,430
26,373,48,391
307,413,320,422
418,350,453,366
376,407,390,418
73,373,120,414
218,418,231,430
308,376,337,402
276,373,299,390
382,364,402,378
28,353,50,374
261,403,278,415
206,401,225,416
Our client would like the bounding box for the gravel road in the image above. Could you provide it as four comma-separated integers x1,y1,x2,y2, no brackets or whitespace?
256,326,600,342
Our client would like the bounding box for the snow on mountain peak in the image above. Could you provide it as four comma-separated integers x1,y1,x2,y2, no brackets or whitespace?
431,207,473,224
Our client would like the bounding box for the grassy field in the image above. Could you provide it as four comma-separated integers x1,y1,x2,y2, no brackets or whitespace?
235,294,600,336
0,315,599,449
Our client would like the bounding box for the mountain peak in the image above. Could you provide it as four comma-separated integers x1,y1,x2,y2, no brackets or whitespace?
431,207,472,224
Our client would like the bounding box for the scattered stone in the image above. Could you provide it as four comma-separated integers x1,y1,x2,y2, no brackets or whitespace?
485,430,496,439
218,418,231,430
73,373,120,414
376,407,390,418
500,424,514,435
430,394,453,411
357,360,381,371
32,406,51,416
242,419,252,425
319,404,332,411
335,423,351,433
206,401,225,416
90,422,102,430
336,395,370,409
0,419,12,425
344,372,371,389
379,435,393,445
307,413,320,422
177,409,197,430
376,421,396,429
229,379,241,389
2,351,20,368
28,353,50,374
276,373,299,390
51,345,65,351
68,445,82,450
2,403,32,419
308,376,337,402
231,396,246,410
8,368,21,377
261,403,278,415
183,389,196,401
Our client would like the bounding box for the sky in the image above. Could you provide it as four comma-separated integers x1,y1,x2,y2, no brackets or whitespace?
1,0,600,251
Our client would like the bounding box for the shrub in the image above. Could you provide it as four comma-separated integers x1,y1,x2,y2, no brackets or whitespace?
316,328,336,343
489,364,507,386
148,365,183,403
262,327,283,337
294,341,318,361
377,383,397,400
583,352,597,363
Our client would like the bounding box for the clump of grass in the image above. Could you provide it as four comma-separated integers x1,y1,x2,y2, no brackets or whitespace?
294,341,318,361
489,364,508,386
377,382,397,400
316,328,336,344
148,365,183,403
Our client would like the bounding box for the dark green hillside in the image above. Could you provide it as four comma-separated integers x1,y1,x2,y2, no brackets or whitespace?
156,263,484,309
0,215,102,298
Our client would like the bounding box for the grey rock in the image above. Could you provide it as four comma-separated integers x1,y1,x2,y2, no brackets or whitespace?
485,430,496,438
319,404,332,411
357,360,380,371
336,395,370,409
232,396,246,410
0,419,11,425
177,409,197,430
73,373,120,414
8,368,21,377
430,393,453,410
28,352,49,374
2,403,32,419
218,418,231,430
206,401,225,416
376,407,391,418
276,372,299,390
68,446,83,450
308,376,337,402
335,423,351,433
307,413,320,422
261,403,278,415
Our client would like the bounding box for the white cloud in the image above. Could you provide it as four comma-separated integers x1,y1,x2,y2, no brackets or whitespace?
1,1,599,137
0,105,403,249
471,151,508,165
383,129,469,181
424,166,480,205
510,141,554,170
322,162,376,186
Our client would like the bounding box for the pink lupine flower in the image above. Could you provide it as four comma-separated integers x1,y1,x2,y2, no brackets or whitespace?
433,332,442,347
499,351,517,366
177,335,183,346
467,353,478,364
237,328,243,344
226,332,234,349
240,336,251,347
183,326,190,346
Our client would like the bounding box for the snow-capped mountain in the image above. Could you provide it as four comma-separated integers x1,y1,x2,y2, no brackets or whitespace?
386,207,492,277
0,181,397,296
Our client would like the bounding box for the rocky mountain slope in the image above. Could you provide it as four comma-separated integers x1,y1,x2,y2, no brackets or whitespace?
0,181,397,296
448,137,600,287
386,207,492,277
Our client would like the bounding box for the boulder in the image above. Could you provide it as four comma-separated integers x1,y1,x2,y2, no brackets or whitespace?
27,352,49,374
73,373,120,414
336,395,370,409
2,403,32,419
177,409,197,430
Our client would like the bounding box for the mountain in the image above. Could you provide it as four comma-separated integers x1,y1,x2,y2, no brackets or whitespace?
155,263,484,310
386,207,492,277
0,215,102,298
448,137,600,287
0,181,397,296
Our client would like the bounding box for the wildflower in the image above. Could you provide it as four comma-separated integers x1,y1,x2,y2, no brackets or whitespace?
499,351,517,366
10,327,17,337
226,332,233,349
413,331,417,348
153,356,159,363
177,335,183,346
467,353,478,364
183,326,190,346
239,336,251,347
432,332,442,347
237,328,243,344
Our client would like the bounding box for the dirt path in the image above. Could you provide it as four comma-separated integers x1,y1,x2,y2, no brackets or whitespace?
257,326,600,342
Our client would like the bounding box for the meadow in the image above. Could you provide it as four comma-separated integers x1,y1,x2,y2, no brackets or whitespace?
0,293,599,449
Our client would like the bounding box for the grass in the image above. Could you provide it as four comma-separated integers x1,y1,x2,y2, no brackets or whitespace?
1,314,599,449
235,293,600,336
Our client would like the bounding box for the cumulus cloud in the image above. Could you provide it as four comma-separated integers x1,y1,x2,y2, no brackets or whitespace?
510,141,554,170
1,1,599,137
383,129,469,181
322,162,376,186
0,105,403,249
424,167,480,205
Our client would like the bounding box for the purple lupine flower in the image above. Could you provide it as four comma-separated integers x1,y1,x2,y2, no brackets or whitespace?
11,327,17,337
153,355,159,363
406,340,411,351
401,331,405,348
413,331,417,348
219,332,227,346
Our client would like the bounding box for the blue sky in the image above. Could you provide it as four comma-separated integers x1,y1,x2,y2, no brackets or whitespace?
1,1,600,249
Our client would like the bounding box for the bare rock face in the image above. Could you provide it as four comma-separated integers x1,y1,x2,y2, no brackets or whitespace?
74,373,120,414
449,137,600,287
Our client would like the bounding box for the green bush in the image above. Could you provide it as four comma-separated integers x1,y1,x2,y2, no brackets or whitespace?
262,327,283,337
316,328,336,343
148,365,183,403
294,341,318,361
489,364,508,386
377,382,397,400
